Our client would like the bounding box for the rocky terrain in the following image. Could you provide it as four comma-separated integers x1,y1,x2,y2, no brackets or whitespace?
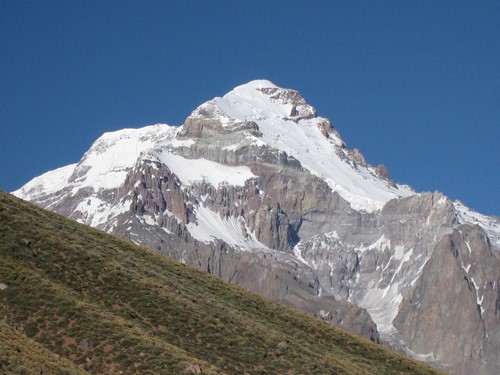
14,80,500,374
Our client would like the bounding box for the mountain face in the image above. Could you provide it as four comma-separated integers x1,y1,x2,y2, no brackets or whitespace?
0,191,445,375
14,80,500,374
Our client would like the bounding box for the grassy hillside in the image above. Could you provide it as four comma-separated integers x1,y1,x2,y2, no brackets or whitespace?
0,320,90,375
0,191,444,374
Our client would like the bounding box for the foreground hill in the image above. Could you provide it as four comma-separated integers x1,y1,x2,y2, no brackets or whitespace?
0,191,442,374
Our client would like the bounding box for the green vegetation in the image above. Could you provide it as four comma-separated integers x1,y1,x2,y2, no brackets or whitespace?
0,320,90,375
0,191,444,374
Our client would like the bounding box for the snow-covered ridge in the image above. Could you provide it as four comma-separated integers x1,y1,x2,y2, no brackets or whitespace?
14,125,176,199
210,80,415,212
454,200,500,249
71,125,186,191
15,80,416,214
13,164,76,199
15,80,498,222
13,121,259,229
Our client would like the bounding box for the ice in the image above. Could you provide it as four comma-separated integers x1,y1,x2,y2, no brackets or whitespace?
465,240,472,254
355,245,414,335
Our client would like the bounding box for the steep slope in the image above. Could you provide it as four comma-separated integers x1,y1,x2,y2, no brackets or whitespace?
13,80,500,374
0,320,90,375
189,79,415,212
0,191,444,375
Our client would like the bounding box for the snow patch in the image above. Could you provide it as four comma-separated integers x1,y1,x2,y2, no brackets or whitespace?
477,294,485,315
157,152,256,187
292,243,311,266
186,204,268,251
470,278,478,290
221,136,266,151
393,245,405,260
465,240,472,254
139,214,157,226
324,231,340,241
461,263,471,273
359,235,391,253
390,248,413,284
74,196,132,228
356,281,403,335
410,258,430,287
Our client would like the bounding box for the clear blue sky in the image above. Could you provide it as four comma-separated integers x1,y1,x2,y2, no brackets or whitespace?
1,1,499,215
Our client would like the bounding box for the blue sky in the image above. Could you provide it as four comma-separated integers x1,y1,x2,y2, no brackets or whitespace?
1,1,499,215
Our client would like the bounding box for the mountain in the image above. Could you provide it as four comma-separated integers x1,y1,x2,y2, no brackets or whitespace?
14,80,500,374
0,191,445,374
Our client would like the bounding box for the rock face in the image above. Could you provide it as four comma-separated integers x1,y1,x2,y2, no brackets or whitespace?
395,225,500,374
14,79,500,374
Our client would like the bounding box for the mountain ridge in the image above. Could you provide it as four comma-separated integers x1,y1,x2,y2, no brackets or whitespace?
13,80,500,374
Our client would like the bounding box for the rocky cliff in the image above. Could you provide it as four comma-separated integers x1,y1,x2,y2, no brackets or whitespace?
14,80,500,374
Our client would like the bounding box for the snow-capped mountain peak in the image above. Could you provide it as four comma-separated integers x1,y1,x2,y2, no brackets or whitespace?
13,80,500,374
16,80,415,216
220,79,316,122
188,80,415,212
